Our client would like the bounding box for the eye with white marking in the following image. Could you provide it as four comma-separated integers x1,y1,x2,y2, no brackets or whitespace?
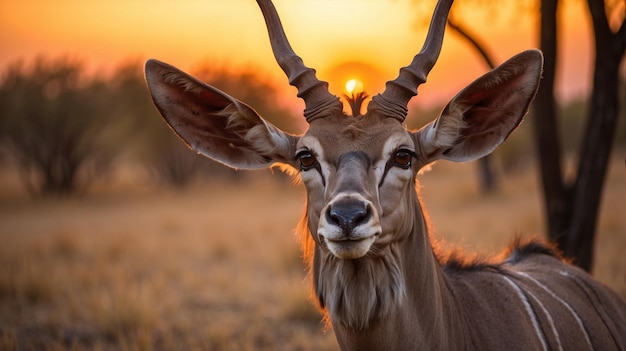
297,150,318,171
390,149,415,169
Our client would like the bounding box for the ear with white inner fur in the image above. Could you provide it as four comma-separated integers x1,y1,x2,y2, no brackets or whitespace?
144,59,299,170
413,49,543,165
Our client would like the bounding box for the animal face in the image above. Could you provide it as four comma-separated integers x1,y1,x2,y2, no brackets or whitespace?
144,0,542,261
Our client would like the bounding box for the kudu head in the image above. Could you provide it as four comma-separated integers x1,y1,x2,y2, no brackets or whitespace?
145,0,542,326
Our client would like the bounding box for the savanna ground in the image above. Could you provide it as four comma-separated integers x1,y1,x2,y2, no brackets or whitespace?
0,155,624,350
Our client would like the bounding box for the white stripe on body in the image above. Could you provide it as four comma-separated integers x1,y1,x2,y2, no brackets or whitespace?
515,277,564,351
517,271,593,350
502,275,548,351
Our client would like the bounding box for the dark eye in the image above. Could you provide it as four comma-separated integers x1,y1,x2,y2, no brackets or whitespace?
392,149,413,168
298,151,318,170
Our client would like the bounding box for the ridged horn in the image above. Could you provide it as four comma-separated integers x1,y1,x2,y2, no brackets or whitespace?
257,0,342,123
370,0,454,122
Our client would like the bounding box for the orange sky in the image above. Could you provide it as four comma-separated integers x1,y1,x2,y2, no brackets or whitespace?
0,0,594,112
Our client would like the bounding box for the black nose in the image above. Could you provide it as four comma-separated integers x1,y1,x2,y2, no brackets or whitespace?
326,198,371,236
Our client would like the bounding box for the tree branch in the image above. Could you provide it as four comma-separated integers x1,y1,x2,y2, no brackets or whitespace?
446,17,496,69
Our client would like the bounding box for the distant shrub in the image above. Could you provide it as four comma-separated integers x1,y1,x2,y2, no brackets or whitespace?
0,57,115,195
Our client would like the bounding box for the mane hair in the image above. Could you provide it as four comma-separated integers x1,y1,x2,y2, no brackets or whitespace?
503,238,565,264
441,249,501,273
342,91,369,117
441,237,565,275
427,231,500,273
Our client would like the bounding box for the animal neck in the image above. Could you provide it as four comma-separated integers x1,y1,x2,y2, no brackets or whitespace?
313,190,469,350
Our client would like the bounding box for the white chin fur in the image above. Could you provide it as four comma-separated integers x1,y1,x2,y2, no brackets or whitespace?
325,236,376,259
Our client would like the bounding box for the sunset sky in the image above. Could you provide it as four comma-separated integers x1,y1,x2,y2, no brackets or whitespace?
0,0,596,112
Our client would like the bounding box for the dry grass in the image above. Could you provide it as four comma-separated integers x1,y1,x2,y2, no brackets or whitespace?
0,155,624,350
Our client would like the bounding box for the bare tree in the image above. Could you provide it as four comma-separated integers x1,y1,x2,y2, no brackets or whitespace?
408,0,526,192
0,57,112,195
408,0,625,271
446,16,498,192
535,0,626,271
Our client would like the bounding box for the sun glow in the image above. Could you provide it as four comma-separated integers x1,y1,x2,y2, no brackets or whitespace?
345,78,364,95
0,0,593,107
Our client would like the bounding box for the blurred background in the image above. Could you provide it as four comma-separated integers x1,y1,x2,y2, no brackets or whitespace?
0,0,624,350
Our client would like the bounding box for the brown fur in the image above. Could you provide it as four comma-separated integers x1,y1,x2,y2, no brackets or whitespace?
144,2,626,349
297,187,626,350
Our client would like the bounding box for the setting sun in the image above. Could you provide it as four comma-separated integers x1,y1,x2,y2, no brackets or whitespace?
0,0,593,109
345,78,365,95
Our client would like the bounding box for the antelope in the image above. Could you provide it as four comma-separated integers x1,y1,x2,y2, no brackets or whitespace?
144,0,626,349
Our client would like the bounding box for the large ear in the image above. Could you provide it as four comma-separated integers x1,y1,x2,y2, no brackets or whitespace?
144,59,299,170
413,50,543,164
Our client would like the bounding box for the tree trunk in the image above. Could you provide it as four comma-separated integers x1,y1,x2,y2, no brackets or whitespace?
446,18,497,193
533,0,625,271
564,0,625,270
533,0,570,249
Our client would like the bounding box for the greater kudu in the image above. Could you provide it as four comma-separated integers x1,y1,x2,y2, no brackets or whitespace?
144,0,626,349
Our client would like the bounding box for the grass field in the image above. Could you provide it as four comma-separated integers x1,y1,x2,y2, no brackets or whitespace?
0,155,624,350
